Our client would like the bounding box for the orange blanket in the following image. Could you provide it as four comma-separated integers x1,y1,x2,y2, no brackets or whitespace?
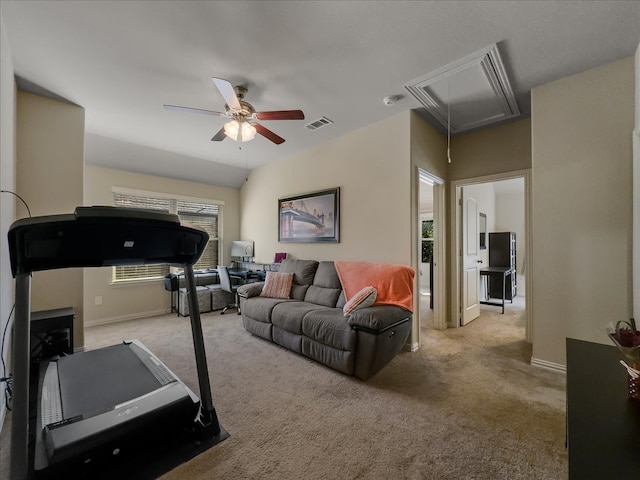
335,261,415,312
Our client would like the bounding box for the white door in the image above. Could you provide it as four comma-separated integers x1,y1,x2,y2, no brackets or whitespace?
461,195,481,325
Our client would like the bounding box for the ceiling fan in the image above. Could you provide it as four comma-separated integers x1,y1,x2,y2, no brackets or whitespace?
163,77,305,145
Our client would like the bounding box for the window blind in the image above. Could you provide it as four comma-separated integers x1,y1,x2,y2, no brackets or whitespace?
112,192,220,282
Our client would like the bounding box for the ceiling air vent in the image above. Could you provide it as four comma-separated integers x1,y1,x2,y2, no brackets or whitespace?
305,116,333,131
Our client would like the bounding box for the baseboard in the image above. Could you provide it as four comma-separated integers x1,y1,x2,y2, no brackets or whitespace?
404,342,420,352
85,309,168,327
530,356,566,373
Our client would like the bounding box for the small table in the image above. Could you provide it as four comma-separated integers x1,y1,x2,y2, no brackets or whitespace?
566,338,640,479
479,267,513,313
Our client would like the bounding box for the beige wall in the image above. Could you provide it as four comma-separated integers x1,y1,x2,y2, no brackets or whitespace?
410,111,449,182
240,112,413,265
495,185,526,291
531,57,634,366
449,118,532,181
16,91,85,348
83,165,241,329
0,11,16,424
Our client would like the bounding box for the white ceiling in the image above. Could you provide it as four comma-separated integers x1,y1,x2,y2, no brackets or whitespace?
2,1,639,188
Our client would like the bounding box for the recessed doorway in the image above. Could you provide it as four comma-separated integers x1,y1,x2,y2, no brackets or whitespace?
450,170,532,342
417,169,446,340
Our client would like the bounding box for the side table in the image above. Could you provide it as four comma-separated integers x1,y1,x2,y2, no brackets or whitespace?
566,338,640,479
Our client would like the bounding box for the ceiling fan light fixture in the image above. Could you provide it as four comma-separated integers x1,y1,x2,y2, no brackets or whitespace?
224,120,256,142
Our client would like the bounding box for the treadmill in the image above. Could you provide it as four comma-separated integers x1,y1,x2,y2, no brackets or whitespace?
8,206,229,479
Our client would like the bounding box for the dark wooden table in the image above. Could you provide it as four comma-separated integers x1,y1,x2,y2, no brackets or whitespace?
479,266,513,313
566,338,640,479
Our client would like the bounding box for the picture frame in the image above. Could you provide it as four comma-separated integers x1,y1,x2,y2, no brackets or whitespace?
278,188,340,243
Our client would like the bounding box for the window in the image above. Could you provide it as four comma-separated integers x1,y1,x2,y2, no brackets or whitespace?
421,219,433,263
112,189,221,282
176,200,219,272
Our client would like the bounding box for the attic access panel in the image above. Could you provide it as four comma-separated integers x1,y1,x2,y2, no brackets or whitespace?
405,44,520,134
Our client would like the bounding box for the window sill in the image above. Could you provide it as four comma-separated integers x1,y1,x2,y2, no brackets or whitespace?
110,277,164,288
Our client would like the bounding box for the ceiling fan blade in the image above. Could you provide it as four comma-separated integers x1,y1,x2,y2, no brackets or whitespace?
211,127,227,142
255,110,305,121
254,123,285,145
163,104,226,116
212,77,242,111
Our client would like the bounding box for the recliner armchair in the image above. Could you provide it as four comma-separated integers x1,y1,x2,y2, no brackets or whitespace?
217,265,240,315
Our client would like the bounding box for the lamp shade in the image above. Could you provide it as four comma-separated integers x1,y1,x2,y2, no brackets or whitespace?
224,120,256,142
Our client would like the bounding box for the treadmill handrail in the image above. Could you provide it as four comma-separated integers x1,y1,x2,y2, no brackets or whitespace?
8,206,208,276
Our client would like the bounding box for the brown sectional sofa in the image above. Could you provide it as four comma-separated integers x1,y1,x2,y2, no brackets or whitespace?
237,259,412,380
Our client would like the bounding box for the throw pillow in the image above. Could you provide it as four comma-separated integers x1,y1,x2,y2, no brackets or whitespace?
260,271,294,299
343,286,377,316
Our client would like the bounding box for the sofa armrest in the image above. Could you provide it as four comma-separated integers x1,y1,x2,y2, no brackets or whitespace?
347,305,412,333
237,282,264,298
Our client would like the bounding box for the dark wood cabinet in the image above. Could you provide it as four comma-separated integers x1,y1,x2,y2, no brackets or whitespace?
566,338,640,479
488,232,516,300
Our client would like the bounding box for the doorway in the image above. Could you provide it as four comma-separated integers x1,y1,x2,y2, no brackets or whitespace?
450,170,532,342
417,168,446,339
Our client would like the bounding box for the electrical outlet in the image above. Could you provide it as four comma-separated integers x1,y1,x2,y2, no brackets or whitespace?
95,296,103,306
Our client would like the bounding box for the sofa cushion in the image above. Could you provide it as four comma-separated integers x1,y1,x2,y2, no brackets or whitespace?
301,308,357,351
271,301,326,334
242,296,290,324
260,271,294,299
313,261,342,288
278,259,319,300
303,261,343,307
304,285,342,308
343,286,377,316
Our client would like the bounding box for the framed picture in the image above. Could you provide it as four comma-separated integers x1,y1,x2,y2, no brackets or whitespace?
278,188,340,243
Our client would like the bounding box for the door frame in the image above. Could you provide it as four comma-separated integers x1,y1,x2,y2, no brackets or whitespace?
411,167,446,351
449,169,532,342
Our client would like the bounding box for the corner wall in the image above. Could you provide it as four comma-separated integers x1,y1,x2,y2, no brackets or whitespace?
449,119,532,181
531,57,634,366
16,91,85,348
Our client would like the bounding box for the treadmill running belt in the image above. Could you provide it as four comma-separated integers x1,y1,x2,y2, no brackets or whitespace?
57,343,169,419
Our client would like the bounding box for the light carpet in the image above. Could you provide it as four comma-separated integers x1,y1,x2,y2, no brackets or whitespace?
1,297,567,479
